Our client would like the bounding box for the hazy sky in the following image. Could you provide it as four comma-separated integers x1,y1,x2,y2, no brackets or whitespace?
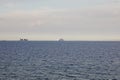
0,0,120,40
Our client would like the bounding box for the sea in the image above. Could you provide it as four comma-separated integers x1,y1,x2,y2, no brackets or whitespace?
0,41,120,80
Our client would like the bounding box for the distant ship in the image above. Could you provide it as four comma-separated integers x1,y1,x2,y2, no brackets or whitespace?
58,38,64,41
20,39,28,41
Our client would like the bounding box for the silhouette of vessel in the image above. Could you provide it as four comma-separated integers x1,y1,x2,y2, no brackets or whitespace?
58,38,64,41
20,38,28,41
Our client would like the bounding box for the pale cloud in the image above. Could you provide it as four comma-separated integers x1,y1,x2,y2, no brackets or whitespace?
0,1,120,40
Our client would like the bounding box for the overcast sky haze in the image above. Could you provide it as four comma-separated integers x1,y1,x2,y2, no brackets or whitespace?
0,0,120,41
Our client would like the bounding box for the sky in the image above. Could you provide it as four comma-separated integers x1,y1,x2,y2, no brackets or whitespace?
0,0,120,41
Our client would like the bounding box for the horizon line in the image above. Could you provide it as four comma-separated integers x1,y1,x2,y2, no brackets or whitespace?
0,39,120,42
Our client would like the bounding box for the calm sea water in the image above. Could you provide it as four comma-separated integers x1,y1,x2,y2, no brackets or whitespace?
0,41,120,80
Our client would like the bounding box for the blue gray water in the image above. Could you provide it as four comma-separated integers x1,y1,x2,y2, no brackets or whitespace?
0,41,120,80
